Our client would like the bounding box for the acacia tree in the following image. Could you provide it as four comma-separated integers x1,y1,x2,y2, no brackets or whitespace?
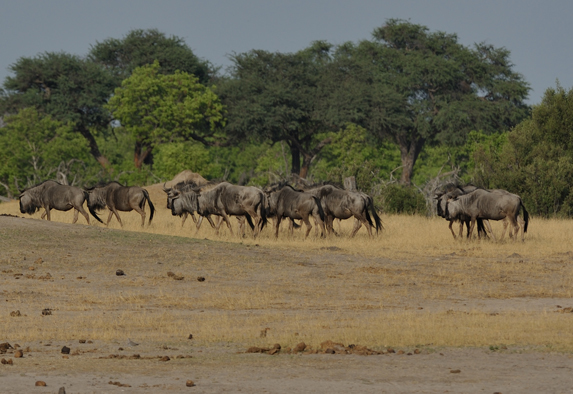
106,62,224,169
336,20,530,185
218,42,340,178
0,52,116,168
89,28,211,84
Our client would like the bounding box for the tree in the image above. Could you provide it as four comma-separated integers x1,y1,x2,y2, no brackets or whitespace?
106,62,224,169
0,108,91,196
335,19,530,185
1,52,116,168
89,28,211,84
218,42,341,178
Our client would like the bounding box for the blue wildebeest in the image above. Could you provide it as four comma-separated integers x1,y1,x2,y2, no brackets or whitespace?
435,185,489,239
86,182,155,227
169,182,264,237
305,184,382,237
445,188,529,241
18,180,94,224
164,181,200,228
265,184,326,239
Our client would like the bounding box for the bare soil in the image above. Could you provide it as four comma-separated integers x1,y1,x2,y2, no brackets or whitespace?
1,216,573,394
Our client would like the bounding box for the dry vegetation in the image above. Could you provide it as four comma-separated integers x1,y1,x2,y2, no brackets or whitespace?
1,183,573,355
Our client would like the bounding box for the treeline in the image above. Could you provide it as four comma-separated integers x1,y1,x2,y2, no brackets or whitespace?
0,21,571,216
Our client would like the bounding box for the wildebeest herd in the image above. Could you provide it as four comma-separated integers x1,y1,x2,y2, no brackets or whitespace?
16,179,530,241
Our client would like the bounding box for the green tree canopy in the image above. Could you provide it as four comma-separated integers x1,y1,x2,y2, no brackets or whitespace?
1,52,116,168
106,61,224,168
473,84,573,217
89,28,211,84
218,42,342,178
0,108,92,196
335,19,530,185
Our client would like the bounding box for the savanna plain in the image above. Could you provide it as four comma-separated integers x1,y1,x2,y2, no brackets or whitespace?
1,184,573,393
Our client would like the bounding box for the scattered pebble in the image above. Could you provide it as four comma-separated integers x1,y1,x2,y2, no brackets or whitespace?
197,276,205,282
186,380,195,387
116,269,125,276
61,346,70,354
35,381,46,386
450,369,461,373
14,350,23,358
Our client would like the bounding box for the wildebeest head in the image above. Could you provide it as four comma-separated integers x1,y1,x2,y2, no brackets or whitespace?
444,196,463,221
18,190,41,215
85,186,107,211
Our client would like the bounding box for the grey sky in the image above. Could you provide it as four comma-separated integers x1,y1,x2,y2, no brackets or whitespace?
1,0,571,104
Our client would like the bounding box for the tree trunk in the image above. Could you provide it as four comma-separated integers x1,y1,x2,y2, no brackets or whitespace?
290,144,301,175
134,141,153,169
77,124,110,169
397,136,425,186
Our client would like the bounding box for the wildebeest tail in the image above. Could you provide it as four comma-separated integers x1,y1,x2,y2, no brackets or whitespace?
367,196,383,233
143,189,155,225
257,193,268,231
85,190,103,224
312,196,326,222
245,213,255,230
521,200,529,233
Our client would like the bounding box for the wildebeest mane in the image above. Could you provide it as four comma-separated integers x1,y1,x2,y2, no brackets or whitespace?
20,179,62,194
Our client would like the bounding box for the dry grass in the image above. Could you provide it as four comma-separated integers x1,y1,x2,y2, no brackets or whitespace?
2,190,573,352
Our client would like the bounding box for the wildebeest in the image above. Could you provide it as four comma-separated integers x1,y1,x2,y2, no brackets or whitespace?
164,181,200,228
169,182,264,237
265,184,326,239
18,180,93,224
445,188,529,241
86,182,155,227
435,185,488,239
305,184,382,237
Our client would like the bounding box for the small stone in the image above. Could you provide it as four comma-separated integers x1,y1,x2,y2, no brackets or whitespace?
167,271,175,277
387,348,395,353
160,356,170,361
42,309,52,316
79,339,86,344
188,334,193,340
173,275,184,280
450,369,461,373
35,381,46,386
397,350,405,355
61,346,70,354
268,348,279,355
6,358,13,365
414,349,421,354
272,343,281,350
14,350,23,358
58,387,66,394
186,380,195,387
116,269,125,276
0,358,6,364
34,258,43,264
197,276,205,282
325,348,335,354
10,310,21,317
293,342,306,353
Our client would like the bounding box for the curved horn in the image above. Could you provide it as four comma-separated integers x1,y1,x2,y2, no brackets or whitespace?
163,182,172,193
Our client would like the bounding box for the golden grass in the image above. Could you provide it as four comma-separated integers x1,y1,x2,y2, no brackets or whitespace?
2,193,573,352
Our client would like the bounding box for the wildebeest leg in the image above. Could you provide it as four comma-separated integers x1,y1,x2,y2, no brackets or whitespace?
275,216,282,238
133,205,146,227
180,212,188,228
448,221,457,239
484,219,496,241
77,205,90,224
110,209,124,227
350,218,362,237
301,214,313,239
41,210,48,220
468,218,477,240
195,216,204,233
72,209,79,224
499,218,509,241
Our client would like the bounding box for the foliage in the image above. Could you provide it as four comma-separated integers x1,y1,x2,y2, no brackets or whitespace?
0,108,93,196
377,184,428,215
333,19,530,185
1,52,116,168
89,28,211,84
218,41,344,177
106,61,225,168
472,84,573,217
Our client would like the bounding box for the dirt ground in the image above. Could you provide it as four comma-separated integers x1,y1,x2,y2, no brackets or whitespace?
1,215,573,394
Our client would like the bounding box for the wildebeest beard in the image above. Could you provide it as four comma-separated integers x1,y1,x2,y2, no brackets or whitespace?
87,189,107,211
19,197,40,215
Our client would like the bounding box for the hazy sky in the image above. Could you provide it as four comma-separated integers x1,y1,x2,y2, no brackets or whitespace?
1,0,571,104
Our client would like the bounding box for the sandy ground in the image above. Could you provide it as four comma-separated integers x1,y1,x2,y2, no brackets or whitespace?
1,215,573,393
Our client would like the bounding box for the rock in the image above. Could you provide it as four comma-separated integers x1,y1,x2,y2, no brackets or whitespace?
325,348,335,354
397,350,405,355
116,269,125,276
6,358,13,365
173,275,184,280
58,387,66,394
35,381,46,386
387,348,395,353
167,271,175,277
188,334,193,340
34,258,43,264
14,350,23,358
450,369,461,373
268,348,280,355
246,347,269,353
272,343,281,350
293,342,306,353
79,339,86,344
61,346,70,354
160,356,170,361
42,308,52,316
1,358,7,364
127,339,139,347
414,349,421,354
197,276,205,282
10,310,21,317
186,380,195,387
0,342,13,351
